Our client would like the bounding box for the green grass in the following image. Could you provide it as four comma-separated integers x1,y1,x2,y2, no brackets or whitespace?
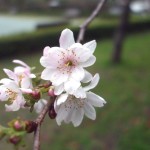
0,30,150,150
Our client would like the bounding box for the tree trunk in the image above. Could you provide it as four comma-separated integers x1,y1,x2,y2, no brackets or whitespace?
112,0,132,63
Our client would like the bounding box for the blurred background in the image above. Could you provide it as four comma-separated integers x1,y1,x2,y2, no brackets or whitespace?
0,0,150,149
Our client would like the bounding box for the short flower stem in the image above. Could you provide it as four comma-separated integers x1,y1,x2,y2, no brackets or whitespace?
33,97,55,150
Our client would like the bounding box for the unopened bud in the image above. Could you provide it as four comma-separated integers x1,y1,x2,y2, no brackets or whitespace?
48,104,57,119
9,136,21,145
13,120,24,131
25,121,37,133
31,90,41,100
48,86,55,97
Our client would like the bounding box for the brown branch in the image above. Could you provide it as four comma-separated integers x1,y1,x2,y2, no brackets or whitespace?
77,0,107,43
33,97,55,150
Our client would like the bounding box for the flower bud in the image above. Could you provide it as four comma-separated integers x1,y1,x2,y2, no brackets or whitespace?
48,86,55,97
25,121,37,133
48,104,57,119
31,90,41,100
9,136,21,145
13,120,24,131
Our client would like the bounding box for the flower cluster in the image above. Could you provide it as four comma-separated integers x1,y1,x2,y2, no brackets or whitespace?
0,28,106,127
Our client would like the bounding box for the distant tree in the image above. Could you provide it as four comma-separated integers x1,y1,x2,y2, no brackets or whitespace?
112,0,132,63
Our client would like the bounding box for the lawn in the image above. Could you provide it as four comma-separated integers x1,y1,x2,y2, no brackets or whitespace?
0,30,150,150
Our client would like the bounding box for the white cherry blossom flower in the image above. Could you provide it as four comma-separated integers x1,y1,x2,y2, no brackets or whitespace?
34,99,47,114
3,60,35,89
40,28,96,95
54,74,106,127
0,79,26,111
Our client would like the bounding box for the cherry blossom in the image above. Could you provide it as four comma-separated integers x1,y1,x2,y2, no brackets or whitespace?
34,99,47,114
40,28,96,95
3,60,35,89
0,79,26,111
54,74,106,127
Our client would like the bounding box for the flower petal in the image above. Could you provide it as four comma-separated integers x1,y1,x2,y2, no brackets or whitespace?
83,40,97,54
54,84,64,95
41,68,56,80
13,60,29,68
80,55,96,67
3,69,16,80
59,28,75,49
74,87,86,99
87,92,106,107
5,101,20,111
43,46,50,56
34,99,47,114
56,93,68,105
81,70,92,83
71,108,84,127
64,79,81,94
84,101,96,120
83,73,100,91
71,66,85,81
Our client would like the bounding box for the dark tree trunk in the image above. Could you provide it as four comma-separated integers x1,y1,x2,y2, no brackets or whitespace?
112,0,132,63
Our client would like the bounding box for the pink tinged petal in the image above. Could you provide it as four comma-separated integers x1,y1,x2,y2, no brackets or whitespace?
71,108,84,127
71,66,85,81
86,92,106,107
59,28,75,49
64,107,74,124
71,45,92,62
83,40,97,54
84,101,96,120
64,79,81,95
40,47,63,68
81,70,92,83
43,46,50,56
83,73,100,92
54,84,64,95
3,69,16,80
0,78,13,84
56,93,68,105
21,78,32,89
80,55,96,68
0,87,9,101
13,60,29,68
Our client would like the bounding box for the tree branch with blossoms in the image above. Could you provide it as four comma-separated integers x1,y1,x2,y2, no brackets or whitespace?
0,1,107,150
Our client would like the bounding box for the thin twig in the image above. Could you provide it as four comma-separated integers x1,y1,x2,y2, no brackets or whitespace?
33,97,55,150
77,0,107,43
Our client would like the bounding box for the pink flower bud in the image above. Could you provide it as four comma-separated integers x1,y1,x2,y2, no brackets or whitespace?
13,120,24,131
48,87,55,97
48,104,57,119
31,90,41,100
9,136,21,145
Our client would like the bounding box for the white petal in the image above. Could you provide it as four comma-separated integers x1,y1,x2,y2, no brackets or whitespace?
0,87,9,101
71,66,85,81
21,77,32,89
80,55,96,67
83,40,97,54
87,92,106,107
5,101,20,111
74,87,86,99
55,104,69,125
3,69,16,80
34,99,47,114
72,108,84,127
13,60,29,68
54,84,64,95
56,93,68,105
41,68,56,80
83,73,100,91
43,46,50,56
59,28,75,49
84,101,96,120
81,70,92,83
64,79,81,95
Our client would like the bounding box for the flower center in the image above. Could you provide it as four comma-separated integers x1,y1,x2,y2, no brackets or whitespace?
65,60,73,67
6,88,18,103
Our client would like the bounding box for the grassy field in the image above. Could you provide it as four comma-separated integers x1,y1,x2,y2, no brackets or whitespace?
0,30,150,150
